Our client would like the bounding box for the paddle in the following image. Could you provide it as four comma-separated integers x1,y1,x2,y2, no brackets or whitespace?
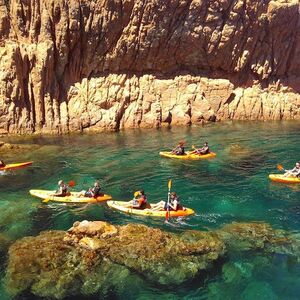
165,179,172,221
277,164,284,171
68,180,76,187
43,180,76,203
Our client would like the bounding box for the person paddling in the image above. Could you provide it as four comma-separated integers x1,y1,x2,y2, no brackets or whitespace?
126,190,148,209
53,180,69,197
283,162,300,178
0,159,5,167
172,141,185,155
80,181,102,198
151,192,183,211
192,141,210,155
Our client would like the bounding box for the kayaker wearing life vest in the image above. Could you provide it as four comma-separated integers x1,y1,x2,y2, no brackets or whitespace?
284,162,300,178
0,159,5,167
53,180,69,197
192,142,210,155
126,190,148,209
81,181,102,198
172,141,185,155
151,192,183,211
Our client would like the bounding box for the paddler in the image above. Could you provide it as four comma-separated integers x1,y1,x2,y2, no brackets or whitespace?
171,141,185,155
126,190,148,209
192,141,210,155
284,162,300,178
53,180,69,197
0,159,5,167
80,181,102,198
151,192,184,211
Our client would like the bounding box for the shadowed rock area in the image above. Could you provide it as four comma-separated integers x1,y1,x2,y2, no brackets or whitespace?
0,0,300,134
4,220,300,299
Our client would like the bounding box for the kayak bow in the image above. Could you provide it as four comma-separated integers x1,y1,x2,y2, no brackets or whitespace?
0,161,33,171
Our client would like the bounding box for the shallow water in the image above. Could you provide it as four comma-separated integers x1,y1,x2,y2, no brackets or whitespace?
0,121,300,299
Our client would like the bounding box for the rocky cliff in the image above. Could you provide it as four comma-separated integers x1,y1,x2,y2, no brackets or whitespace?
0,0,300,134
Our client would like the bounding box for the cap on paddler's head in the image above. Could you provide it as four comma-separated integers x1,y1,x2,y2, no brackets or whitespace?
58,180,64,185
134,191,140,197
178,140,185,145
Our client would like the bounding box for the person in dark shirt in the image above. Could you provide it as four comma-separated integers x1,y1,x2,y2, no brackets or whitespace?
53,180,69,197
172,141,185,155
151,192,184,211
84,181,102,198
193,142,210,155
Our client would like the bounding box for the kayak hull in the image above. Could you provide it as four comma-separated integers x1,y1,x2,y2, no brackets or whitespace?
159,151,216,160
269,174,300,184
29,189,112,203
107,200,195,218
0,161,33,171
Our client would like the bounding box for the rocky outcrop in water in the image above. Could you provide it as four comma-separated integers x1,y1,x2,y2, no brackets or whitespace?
5,220,299,299
0,0,300,134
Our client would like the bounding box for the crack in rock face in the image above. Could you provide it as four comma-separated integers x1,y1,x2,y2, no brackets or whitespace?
0,0,299,134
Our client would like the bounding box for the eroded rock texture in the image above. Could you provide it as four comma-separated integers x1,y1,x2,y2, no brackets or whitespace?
5,220,300,299
0,0,300,134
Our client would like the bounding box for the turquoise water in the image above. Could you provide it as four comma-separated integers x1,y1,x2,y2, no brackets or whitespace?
0,121,300,299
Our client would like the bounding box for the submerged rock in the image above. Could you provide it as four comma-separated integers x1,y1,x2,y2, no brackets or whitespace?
0,142,40,154
217,222,292,252
241,281,278,300
5,221,224,298
227,144,251,157
4,221,298,299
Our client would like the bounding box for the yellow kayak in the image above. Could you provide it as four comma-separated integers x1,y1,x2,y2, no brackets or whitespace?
29,189,112,203
269,174,300,184
0,161,32,171
107,200,195,218
159,151,216,160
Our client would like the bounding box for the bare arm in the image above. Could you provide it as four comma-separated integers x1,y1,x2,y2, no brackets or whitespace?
168,200,178,211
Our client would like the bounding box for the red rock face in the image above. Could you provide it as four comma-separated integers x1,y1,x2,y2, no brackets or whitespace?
0,0,299,134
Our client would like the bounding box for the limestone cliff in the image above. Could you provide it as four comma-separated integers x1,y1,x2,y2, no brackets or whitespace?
0,0,300,134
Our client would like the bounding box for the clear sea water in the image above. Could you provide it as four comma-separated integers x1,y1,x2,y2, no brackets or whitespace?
0,121,300,299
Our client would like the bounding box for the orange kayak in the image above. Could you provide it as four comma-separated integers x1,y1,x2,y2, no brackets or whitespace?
107,201,195,218
30,189,112,203
269,174,300,184
0,161,33,171
159,151,216,160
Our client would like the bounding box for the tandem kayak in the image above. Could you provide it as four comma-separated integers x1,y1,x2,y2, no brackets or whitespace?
159,151,216,160
29,189,112,203
107,200,195,218
269,174,300,184
0,161,33,171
